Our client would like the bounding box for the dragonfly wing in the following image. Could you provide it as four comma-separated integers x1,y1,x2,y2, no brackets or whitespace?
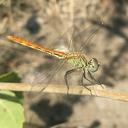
28,59,67,92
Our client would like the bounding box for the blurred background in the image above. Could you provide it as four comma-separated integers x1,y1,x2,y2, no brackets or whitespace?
0,0,128,128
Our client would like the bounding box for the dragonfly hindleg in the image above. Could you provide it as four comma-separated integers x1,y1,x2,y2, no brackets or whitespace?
64,68,78,94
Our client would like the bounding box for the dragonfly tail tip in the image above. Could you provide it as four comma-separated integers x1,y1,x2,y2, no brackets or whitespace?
7,35,14,40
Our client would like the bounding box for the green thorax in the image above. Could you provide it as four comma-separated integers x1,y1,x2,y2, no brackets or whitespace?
65,52,88,69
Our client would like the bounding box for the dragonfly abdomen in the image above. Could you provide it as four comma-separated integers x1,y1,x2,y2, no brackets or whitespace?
7,35,66,59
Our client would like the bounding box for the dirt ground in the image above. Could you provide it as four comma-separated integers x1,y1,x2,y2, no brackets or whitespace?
0,0,128,128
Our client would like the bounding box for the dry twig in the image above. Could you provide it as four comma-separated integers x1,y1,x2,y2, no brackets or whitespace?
0,83,128,102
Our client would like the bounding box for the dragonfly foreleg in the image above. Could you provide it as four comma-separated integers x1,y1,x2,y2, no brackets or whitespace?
82,70,92,95
64,68,78,95
83,70,94,84
87,71,104,88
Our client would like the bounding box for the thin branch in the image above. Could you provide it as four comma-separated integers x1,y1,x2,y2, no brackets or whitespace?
0,83,128,102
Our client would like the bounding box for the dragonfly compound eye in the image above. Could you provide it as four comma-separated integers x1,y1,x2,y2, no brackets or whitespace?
88,58,99,72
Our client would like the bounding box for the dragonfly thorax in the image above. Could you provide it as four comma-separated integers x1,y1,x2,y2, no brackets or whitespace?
66,53,88,69
66,53,99,72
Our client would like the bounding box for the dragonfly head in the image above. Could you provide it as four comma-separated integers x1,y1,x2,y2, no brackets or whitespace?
87,58,100,72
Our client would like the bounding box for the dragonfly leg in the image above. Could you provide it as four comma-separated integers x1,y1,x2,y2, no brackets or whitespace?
82,70,92,95
87,71,104,88
83,70,94,84
64,68,78,95
38,84,49,94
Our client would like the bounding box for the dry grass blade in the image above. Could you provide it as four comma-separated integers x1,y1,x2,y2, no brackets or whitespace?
0,83,128,102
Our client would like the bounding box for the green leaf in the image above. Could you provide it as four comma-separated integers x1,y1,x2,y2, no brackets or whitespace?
0,91,24,128
0,72,21,82
0,72,23,102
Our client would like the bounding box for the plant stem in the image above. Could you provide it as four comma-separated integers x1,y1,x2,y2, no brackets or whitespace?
0,83,128,102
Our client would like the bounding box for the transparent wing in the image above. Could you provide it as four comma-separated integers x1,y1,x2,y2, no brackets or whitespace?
79,19,103,52
28,58,67,92
48,22,99,53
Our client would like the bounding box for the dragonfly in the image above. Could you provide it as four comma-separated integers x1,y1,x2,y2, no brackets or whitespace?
7,30,101,94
